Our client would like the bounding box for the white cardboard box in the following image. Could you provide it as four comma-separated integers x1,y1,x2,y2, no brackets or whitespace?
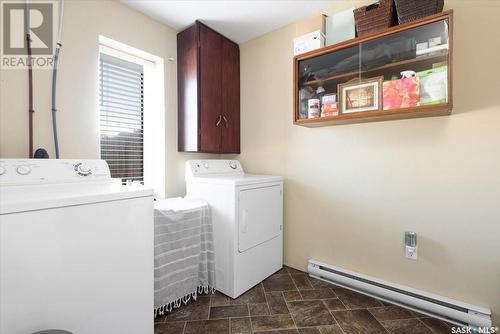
294,30,325,56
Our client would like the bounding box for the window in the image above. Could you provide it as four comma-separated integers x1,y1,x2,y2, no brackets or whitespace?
98,36,166,198
99,53,145,184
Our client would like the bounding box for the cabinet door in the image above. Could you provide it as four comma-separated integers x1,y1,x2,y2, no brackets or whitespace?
221,38,240,153
199,24,222,153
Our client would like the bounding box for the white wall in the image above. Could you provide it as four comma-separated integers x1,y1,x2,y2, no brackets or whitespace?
236,0,500,325
0,0,215,196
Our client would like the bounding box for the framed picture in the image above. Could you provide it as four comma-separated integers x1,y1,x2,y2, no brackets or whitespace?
338,76,383,114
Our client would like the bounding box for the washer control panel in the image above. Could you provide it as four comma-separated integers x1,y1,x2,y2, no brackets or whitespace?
16,165,32,175
0,159,111,186
186,160,244,177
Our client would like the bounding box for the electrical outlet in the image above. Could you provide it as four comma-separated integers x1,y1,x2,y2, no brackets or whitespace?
405,232,417,260
405,246,418,260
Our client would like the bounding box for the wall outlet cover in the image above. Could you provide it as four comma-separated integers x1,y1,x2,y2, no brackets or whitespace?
405,246,418,260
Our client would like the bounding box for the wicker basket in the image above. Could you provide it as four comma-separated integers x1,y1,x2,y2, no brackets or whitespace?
394,0,444,24
353,0,396,37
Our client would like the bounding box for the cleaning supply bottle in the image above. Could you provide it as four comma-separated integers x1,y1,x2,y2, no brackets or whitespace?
316,86,325,116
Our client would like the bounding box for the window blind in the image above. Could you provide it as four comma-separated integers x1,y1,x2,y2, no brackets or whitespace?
99,53,144,183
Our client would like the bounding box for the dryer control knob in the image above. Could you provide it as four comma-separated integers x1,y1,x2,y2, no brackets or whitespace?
75,163,92,176
0,166,6,175
16,165,32,175
229,161,238,170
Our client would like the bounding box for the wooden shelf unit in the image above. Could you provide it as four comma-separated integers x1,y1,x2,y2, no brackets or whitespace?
294,11,453,127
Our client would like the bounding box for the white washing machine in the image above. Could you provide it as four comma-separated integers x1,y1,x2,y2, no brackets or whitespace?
0,159,154,334
185,160,283,298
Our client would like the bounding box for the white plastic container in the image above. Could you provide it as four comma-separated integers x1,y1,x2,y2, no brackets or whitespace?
308,99,321,118
326,8,355,46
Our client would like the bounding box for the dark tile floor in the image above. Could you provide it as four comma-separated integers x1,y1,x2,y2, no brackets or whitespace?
154,266,455,334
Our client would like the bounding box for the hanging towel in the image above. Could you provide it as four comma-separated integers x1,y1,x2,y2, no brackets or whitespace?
153,198,215,318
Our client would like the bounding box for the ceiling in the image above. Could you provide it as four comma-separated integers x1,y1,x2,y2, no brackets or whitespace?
121,0,337,44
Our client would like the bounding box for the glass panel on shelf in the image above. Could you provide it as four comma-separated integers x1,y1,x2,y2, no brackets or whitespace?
298,45,360,119
361,20,449,111
296,18,450,120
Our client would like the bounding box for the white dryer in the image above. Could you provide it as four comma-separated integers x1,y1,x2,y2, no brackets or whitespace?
0,159,154,334
185,160,283,298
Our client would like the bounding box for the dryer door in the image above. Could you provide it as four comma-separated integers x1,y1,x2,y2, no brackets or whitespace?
238,185,282,252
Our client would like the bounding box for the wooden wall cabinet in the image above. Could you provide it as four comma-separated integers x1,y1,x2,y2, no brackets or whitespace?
294,11,453,126
178,21,240,153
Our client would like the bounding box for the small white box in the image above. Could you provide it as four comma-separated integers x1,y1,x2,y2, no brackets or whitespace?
294,30,325,56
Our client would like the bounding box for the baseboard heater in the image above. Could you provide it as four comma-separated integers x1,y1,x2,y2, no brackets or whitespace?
308,259,491,328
